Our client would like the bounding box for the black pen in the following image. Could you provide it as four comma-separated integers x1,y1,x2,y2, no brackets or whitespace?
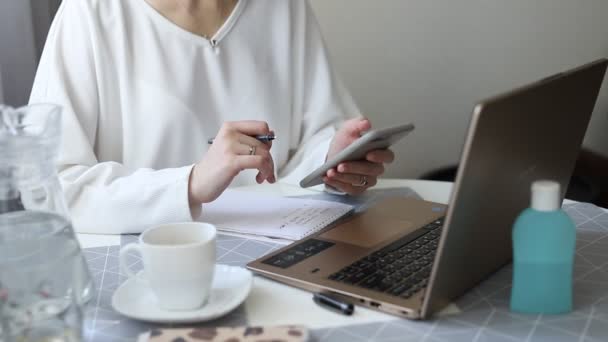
207,134,276,145
313,293,354,316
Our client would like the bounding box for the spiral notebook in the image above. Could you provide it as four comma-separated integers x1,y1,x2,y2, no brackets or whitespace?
199,190,353,240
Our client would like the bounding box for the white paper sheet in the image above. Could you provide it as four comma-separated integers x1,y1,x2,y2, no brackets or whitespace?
245,276,394,328
244,277,462,328
200,190,352,240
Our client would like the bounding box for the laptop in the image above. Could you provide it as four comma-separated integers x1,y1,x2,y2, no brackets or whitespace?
247,59,608,319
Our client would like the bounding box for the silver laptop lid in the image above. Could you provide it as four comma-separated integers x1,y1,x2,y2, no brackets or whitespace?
421,59,608,318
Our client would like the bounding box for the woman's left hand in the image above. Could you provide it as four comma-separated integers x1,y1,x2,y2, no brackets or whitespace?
323,118,395,195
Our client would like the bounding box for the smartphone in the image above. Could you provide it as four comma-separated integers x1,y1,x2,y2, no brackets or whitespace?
299,123,415,188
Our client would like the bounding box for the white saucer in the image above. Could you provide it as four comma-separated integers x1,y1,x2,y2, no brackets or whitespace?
111,265,252,323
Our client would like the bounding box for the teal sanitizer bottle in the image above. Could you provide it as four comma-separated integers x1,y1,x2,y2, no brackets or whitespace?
510,180,576,314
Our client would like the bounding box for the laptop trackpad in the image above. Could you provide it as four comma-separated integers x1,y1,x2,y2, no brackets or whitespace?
320,213,414,248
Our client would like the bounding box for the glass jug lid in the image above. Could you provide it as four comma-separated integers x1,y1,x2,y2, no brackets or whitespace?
0,104,64,216
0,104,61,166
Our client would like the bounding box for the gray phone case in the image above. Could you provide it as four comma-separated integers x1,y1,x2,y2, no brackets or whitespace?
299,123,415,188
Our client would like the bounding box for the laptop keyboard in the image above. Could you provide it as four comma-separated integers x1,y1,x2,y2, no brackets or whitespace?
328,217,444,299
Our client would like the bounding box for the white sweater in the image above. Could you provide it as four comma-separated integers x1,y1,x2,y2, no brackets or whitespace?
29,0,359,234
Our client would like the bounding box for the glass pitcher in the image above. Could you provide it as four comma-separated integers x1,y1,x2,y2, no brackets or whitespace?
0,104,93,342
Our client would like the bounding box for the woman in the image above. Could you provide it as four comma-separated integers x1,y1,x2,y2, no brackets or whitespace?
30,0,395,233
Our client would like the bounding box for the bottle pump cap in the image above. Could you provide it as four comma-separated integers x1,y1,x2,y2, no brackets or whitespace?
531,180,561,211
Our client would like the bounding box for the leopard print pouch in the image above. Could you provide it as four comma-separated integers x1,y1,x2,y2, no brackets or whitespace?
139,325,308,342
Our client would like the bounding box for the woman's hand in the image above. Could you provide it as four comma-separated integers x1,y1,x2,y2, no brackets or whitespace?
188,121,276,208
323,118,395,195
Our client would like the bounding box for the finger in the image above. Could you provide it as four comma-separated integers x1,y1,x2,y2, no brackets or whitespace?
231,143,272,163
325,167,337,177
264,151,276,183
234,150,274,178
323,177,366,195
233,155,262,171
235,158,273,184
238,134,270,151
337,161,385,176
341,117,372,138
327,169,377,187
256,170,276,184
255,150,276,184
255,148,275,180
259,150,274,180
366,149,395,164
224,120,270,136
328,169,377,187
261,171,276,184
232,143,258,156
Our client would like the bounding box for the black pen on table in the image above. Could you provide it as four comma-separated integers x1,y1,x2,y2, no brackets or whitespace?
313,292,354,316
207,134,276,145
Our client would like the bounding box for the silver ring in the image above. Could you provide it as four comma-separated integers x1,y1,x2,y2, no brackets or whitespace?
249,145,256,155
357,176,368,187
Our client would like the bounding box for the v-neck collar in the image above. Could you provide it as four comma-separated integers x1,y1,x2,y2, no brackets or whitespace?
138,0,247,45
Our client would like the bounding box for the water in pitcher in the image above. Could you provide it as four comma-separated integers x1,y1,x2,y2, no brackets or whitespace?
0,211,91,342
0,104,93,341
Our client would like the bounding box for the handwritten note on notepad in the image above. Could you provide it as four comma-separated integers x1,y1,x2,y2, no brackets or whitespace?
199,190,353,240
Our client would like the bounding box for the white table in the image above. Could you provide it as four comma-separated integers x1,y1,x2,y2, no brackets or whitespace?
78,179,608,342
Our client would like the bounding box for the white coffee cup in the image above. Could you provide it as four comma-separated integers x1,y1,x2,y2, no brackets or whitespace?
119,222,216,311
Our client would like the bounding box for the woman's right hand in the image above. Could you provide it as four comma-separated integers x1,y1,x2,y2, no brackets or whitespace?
188,121,276,208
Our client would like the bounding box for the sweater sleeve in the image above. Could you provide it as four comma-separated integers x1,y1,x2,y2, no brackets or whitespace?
277,0,361,187
29,0,193,234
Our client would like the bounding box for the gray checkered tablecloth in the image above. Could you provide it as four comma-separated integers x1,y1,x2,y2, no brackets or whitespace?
82,202,608,342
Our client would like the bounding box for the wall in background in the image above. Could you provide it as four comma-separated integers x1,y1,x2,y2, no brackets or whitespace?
31,0,62,61
0,64,4,103
0,0,38,106
0,0,59,107
310,0,608,178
